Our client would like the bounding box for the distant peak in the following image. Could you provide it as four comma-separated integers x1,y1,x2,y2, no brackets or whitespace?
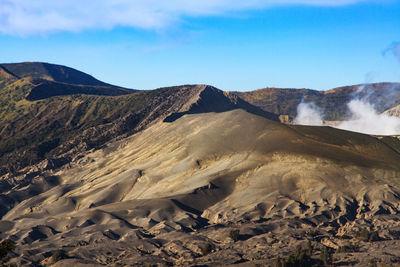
0,62,110,87
163,84,279,123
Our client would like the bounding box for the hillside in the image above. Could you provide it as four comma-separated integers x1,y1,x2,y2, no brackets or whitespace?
384,104,400,117
2,109,400,266
1,63,400,266
232,82,400,121
0,76,277,174
0,63,134,101
0,62,110,86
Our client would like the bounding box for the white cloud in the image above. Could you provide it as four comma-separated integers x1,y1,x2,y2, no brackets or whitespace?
0,0,371,36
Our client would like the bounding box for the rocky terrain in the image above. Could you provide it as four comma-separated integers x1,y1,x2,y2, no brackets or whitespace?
1,63,400,266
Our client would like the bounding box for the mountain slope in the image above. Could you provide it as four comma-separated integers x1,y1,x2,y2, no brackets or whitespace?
1,109,400,266
0,62,134,102
1,62,110,86
2,62,400,265
232,82,400,121
0,83,277,174
25,79,133,100
383,104,400,118
0,66,17,81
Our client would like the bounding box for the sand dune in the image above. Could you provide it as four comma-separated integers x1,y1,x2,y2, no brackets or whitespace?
2,109,400,265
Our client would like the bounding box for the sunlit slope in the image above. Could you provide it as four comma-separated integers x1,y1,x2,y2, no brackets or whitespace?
0,84,277,174
4,109,400,234
383,104,400,118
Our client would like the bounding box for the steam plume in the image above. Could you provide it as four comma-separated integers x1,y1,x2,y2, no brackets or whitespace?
293,102,323,126
294,93,400,135
336,99,400,135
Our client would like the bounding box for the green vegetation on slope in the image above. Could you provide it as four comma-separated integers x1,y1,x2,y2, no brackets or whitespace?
0,81,196,174
0,62,110,86
0,62,141,173
0,62,279,175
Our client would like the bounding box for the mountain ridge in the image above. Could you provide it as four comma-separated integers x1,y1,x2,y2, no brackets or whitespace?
2,62,400,120
0,62,135,102
0,82,277,175
0,62,110,86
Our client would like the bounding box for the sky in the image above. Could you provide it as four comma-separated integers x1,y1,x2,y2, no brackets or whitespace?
0,0,399,91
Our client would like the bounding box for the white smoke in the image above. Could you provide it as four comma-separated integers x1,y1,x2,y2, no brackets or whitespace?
336,99,400,135
294,99,400,135
293,102,324,126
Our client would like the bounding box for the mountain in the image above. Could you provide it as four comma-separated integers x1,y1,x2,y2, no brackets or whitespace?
232,82,400,121
1,63,400,266
2,109,400,266
0,62,134,102
1,62,110,86
0,68,277,174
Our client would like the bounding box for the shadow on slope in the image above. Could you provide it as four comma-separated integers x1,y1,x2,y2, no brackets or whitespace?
26,80,133,101
164,85,279,122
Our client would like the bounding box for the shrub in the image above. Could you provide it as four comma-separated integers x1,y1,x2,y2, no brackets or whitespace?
200,243,212,256
51,250,68,263
356,229,380,242
0,239,15,262
275,256,283,267
320,246,333,266
369,258,378,267
229,230,240,242
337,244,359,253
389,230,400,240
306,240,312,256
275,244,312,267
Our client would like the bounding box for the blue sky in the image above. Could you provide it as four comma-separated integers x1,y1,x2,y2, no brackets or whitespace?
0,0,399,91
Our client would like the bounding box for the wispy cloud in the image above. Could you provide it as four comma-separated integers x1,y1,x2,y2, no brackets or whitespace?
383,41,400,62
0,0,371,36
